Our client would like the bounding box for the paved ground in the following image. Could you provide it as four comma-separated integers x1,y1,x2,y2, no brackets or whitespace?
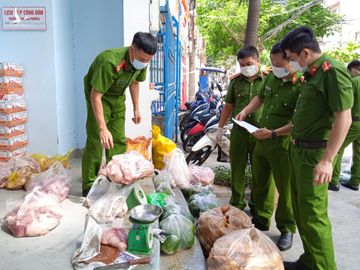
202,147,360,270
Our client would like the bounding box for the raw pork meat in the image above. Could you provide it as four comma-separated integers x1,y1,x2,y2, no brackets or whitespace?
101,228,128,251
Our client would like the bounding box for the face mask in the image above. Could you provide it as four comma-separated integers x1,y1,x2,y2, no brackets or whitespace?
241,65,257,77
290,51,308,73
131,58,148,70
272,66,289,78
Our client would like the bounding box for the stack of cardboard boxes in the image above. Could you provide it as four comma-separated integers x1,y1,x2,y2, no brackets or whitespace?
0,63,27,161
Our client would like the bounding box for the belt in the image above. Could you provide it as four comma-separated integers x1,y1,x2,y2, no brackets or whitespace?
353,116,360,122
293,138,327,149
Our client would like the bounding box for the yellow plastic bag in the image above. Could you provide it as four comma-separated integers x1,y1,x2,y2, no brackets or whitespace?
152,125,176,169
32,149,73,171
126,136,151,160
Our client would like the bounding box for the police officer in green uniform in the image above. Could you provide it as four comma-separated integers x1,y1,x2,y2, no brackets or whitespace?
281,26,353,270
235,43,299,251
217,45,266,211
82,32,157,196
329,60,360,191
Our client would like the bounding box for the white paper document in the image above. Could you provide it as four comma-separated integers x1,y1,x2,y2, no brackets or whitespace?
232,118,259,133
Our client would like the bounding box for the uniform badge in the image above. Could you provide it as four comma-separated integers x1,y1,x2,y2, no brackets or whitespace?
309,65,318,77
291,73,297,85
321,61,332,72
115,60,126,73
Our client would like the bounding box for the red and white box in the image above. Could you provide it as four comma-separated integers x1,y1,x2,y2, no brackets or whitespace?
0,125,26,138
0,63,24,77
0,111,27,126
0,147,26,161
0,133,27,151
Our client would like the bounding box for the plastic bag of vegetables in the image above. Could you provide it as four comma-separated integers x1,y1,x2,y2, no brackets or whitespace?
160,213,195,250
162,197,193,222
181,184,213,200
160,234,181,255
153,171,175,196
188,193,220,217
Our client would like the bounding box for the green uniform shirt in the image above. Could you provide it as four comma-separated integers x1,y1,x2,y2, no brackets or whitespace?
225,72,266,125
351,75,360,118
84,47,147,97
258,72,302,129
292,54,353,140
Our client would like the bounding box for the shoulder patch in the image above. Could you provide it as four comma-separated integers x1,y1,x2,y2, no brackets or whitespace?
322,61,332,72
115,60,126,73
299,76,305,83
291,73,297,85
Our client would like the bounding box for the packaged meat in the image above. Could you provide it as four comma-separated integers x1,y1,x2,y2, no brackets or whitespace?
126,136,151,160
25,162,70,202
198,205,252,257
101,227,128,252
208,228,284,270
163,148,191,189
189,165,215,186
0,62,24,77
31,149,72,171
106,151,154,185
4,188,63,237
88,183,132,224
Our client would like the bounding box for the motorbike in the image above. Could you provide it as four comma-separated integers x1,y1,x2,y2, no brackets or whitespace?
186,124,232,166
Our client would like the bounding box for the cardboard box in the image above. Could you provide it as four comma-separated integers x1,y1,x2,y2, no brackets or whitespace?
0,111,27,126
0,63,24,77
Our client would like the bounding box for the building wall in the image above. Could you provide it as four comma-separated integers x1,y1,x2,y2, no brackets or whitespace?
0,0,59,155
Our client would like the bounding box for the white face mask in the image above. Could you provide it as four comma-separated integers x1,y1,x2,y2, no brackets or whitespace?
241,65,257,77
290,51,308,73
272,66,289,78
131,58,148,70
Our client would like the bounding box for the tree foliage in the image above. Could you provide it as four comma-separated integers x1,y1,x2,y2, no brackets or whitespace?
196,0,343,67
326,42,360,63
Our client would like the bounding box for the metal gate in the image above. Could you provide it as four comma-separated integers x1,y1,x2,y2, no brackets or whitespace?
150,0,181,141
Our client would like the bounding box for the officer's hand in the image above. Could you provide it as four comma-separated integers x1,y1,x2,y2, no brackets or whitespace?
252,128,271,140
132,110,142,124
313,160,333,185
99,128,114,149
235,110,247,121
216,128,225,142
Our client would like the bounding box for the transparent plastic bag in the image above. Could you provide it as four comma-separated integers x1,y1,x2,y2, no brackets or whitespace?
106,151,154,185
25,162,70,202
181,184,213,200
208,228,284,270
153,170,175,196
83,175,111,208
31,149,72,171
163,148,190,189
161,197,194,222
88,183,133,224
198,205,252,257
159,213,195,250
4,187,63,237
188,193,220,217
189,165,215,186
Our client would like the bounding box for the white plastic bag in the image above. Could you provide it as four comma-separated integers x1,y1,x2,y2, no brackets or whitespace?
4,187,63,237
163,148,190,189
88,183,132,224
83,175,111,208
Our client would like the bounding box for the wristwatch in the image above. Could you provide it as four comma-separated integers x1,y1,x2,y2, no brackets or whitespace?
271,129,277,139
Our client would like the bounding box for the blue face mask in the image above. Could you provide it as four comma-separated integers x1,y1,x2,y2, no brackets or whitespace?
131,58,148,70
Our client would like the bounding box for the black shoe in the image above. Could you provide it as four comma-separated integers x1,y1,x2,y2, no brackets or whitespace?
277,232,293,251
328,183,340,191
251,217,269,231
284,260,312,270
340,181,359,191
82,189,90,197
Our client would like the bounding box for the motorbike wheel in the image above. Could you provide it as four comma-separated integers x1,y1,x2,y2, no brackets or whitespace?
179,113,190,131
186,146,213,166
183,132,204,153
